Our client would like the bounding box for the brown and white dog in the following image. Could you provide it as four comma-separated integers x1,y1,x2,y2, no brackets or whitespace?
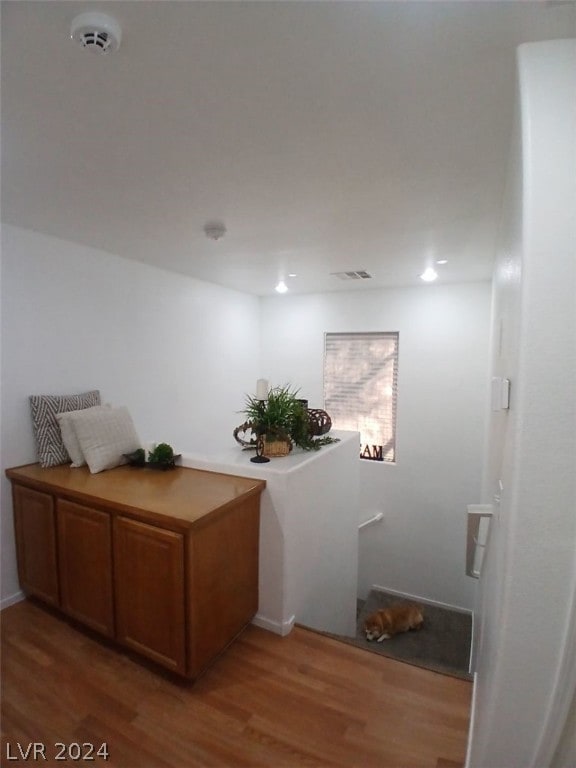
363,601,424,642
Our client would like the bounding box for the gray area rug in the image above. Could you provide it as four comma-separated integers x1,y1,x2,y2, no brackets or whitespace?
332,590,473,680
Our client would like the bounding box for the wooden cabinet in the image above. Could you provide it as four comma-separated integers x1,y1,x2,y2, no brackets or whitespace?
12,485,59,606
57,500,114,637
7,463,265,680
187,493,260,674
114,516,186,674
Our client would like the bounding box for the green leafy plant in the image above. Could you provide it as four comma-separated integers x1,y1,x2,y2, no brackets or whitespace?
241,385,339,452
289,404,338,451
124,447,146,466
243,385,300,442
147,442,175,465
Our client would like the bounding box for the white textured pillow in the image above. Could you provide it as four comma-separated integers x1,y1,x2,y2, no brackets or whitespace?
56,406,111,467
70,406,141,474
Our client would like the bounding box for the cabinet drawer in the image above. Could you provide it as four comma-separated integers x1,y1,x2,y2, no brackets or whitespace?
113,516,186,674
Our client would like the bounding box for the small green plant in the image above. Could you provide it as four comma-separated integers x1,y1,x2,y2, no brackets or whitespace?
124,447,146,466
148,442,175,465
289,405,338,451
132,447,146,465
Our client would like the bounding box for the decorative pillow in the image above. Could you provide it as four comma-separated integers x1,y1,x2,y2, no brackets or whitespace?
29,390,101,467
56,406,110,467
70,406,141,474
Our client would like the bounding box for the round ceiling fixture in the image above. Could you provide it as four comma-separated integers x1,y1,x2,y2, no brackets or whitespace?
70,12,122,54
204,222,227,241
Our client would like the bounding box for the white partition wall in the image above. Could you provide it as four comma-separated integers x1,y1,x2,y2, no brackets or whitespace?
182,430,359,637
468,39,576,767
261,282,491,612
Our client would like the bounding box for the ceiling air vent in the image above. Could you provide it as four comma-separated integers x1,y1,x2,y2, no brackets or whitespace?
331,270,373,281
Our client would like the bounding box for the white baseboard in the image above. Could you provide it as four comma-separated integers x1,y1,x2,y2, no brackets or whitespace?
370,584,472,616
252,613,295,637
464,672,478,768
469,608,476,674
1,591,25,611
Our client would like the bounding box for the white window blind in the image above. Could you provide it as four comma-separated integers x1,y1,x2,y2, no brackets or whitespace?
323,332,399,462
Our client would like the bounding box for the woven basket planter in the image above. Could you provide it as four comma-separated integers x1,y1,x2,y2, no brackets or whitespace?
263,438,292,457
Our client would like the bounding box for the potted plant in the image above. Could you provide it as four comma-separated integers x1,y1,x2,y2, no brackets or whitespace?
241,385,297,456
240,385,338,456
147,442,180,470
124,443,181,469
124,447,146,467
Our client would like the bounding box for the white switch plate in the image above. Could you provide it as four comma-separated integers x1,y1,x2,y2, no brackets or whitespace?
491,377,511,410
501,378,510,409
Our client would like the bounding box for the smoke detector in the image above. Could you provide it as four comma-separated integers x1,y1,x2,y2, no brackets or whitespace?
204,222,227,241
71,12,122,54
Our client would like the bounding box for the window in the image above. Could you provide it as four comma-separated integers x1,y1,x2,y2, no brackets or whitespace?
323,332,399,462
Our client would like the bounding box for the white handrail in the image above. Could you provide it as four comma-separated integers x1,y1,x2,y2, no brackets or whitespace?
358,511,384,530
466,504,493,578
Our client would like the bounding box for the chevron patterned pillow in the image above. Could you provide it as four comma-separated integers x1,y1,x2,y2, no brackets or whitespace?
29,390,101,467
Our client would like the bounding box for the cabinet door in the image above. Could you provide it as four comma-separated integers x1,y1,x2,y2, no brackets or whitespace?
113,516,186,674
57,500,114,637
188,495,260,677
13,485,59,606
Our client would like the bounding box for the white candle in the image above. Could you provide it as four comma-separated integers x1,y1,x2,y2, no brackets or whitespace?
256,378,269,400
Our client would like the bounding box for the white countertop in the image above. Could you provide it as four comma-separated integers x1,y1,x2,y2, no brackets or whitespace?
181,430,359,477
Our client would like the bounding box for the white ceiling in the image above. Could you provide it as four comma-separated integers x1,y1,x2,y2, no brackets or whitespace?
2,1,575,296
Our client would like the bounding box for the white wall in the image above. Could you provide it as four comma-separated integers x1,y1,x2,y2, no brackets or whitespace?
261,282,491,611
0,235,492,617
0,224,261,605
181,430,359,637
468,40,576,767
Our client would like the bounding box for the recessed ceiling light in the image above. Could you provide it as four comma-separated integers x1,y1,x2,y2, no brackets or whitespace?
436,259,448,265
288,273,297,278
420,267,438,282
275,281,288,294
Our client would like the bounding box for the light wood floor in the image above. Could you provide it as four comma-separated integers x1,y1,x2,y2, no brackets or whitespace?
1,600,471,767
